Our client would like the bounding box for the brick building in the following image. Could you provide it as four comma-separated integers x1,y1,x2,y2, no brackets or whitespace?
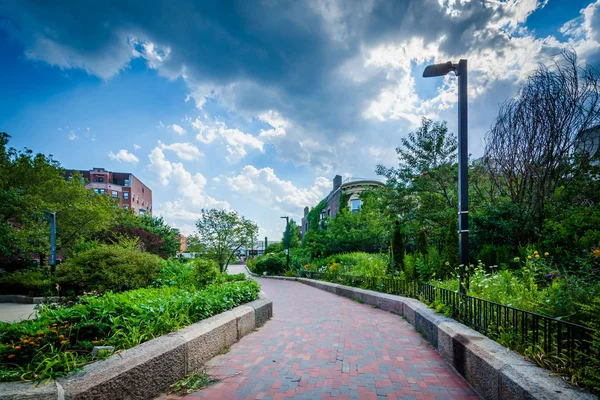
65,167,152,216
301,175,384,238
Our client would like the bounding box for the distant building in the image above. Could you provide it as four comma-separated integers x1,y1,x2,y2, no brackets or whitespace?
301,175,384,238
576,126,600,166
177,234,187,253
65,167,152,216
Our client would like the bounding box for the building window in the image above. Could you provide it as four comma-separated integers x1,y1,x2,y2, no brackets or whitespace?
142,187,145,194
351,199,362,214
123,192,129,200
95,176,104,183
112,190,118,199
124,205,129,210
94,188,105,195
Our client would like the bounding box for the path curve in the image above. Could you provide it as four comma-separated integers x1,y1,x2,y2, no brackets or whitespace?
185,265,479,400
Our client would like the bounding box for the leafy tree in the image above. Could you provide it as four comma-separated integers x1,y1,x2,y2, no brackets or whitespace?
484,50,600,242
0,133,116,269
138,214,180,258
391,221,405,273
375,118,458,251
195,209,258,272
281,219,301,249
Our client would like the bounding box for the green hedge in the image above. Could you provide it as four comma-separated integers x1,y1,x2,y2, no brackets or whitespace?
0,279,261,382
55,245,163,294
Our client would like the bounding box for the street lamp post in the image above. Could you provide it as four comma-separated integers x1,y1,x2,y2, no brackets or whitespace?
423,59,469,294
280,216,290,271
44,211,57,273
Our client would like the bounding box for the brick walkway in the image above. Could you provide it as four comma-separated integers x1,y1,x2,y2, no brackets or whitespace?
176,266,479,400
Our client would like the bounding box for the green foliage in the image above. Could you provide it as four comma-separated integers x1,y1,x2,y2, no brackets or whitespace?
195,209,259,273
303,195,391,259
416,230,428,255
305,200,327,234
444,218,458,276
0,267,54,296
55,245,163,294
0,280,261,382
137,214,181,258
254,255,286,275
281,219,301,249
170,370,219,394
578,296,600,392
391,221,405,273
191,258,220,288
0,133,118,270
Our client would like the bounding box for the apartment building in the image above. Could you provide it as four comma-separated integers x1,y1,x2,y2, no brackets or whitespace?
300,175,384,238
65,167,152,215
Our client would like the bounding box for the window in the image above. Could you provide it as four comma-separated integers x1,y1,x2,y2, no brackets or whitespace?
351,199,362,214
124,205,129,210
95,176,104,183
123,192,129,200
94,188,105,195
112,190,118,199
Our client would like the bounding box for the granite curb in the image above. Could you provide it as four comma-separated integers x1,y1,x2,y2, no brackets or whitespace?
261,274,596,400
0,296,273,400
0,295,60,304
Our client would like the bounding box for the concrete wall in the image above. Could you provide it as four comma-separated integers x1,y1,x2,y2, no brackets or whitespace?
0,295,272,400
258,275,596,400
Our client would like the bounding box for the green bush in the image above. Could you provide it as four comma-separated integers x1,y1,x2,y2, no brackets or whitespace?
0,280,261,382
191,258,220,288
254,255,286,275
55,245,163,294
323,252,388,276
0,267,54,296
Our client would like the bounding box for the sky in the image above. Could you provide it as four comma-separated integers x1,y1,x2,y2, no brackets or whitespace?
1,0,600,239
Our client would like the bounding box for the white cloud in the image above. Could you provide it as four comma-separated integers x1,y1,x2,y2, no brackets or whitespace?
148,147,173,185
133,144,141,151
68,131,78,140
157,120,165,128
158,140,203,161
108,149,139,163
168,123,187,135
226,165,331,216
192,117,264,163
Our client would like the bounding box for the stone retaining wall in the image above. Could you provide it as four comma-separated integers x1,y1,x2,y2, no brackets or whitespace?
0,294,273,400
255,272,596,400
0,295,59,304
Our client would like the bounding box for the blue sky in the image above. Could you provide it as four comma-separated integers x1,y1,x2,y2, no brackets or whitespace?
1,0,600,238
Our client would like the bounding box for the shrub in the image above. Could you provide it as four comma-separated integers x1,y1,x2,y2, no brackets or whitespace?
191,258,220,288
325,252,388,276
0,280,261,382
0,267,54,296
254,255,286,275
55,245,163,294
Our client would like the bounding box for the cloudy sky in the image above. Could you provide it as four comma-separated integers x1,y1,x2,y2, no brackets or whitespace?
1,0,600,239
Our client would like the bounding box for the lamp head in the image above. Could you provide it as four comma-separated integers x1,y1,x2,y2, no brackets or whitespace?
423,61,456,78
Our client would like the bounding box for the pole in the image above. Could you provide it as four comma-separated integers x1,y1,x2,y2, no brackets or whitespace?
48,212,57,273
285,217,290,271
457,59,469,293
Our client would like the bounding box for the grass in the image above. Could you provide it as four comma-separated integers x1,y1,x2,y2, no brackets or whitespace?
170,369,219,394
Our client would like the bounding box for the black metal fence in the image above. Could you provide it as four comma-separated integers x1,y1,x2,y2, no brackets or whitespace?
299,271,592,365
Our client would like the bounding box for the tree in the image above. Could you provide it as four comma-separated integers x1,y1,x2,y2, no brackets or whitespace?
0,133,117,269
391,221,404,273
195,209,258,273
484,50,600,242
137,214,180,258
281,219,301,249
376,118,458,249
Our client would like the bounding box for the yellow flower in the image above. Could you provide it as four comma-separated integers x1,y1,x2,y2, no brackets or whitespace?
544,252,549,256
535,254,540,259
534,250,539,255
527,255,532,259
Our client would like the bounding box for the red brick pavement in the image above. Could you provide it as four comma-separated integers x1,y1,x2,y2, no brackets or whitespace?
173,267,479,400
